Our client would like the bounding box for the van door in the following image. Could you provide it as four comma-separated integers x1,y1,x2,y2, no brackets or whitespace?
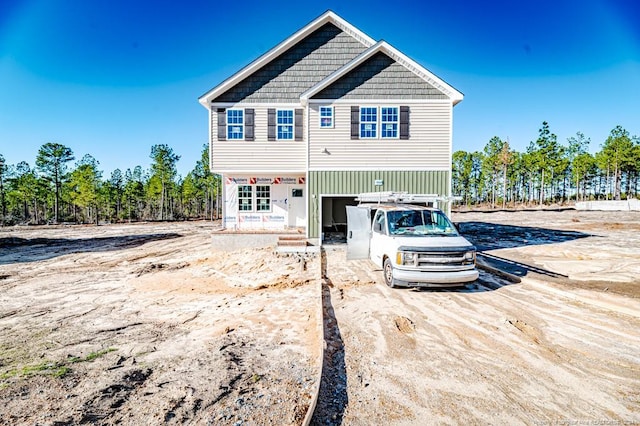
346,206,370,260
369,209,387,265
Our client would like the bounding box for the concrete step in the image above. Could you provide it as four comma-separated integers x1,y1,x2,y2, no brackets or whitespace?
277,239,308,247
277,235,308,247
278,235,306,240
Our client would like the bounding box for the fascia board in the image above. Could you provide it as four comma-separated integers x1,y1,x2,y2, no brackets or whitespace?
300,40,464,105
198,10,375,109
378,41,464,104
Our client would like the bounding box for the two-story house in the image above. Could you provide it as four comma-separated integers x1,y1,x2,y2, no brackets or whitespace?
198,10,463,242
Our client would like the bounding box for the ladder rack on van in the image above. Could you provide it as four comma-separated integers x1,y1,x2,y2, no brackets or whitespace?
356,192,444,204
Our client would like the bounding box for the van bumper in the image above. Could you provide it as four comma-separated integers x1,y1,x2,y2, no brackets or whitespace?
393,268,479,287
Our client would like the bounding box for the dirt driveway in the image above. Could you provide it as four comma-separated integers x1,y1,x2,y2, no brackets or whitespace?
313,210,640,425
1,210,639,425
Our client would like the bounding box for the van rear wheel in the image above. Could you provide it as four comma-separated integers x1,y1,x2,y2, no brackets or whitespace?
383,258,397,288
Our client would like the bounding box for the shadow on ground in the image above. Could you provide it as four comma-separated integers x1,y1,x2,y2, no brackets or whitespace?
457,221,591,252
312,250,348,425
0,233,182,264
456,221,591,280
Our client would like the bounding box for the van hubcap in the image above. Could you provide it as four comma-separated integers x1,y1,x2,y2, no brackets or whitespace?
385,264,393,283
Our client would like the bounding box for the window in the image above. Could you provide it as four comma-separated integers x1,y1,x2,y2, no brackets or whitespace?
256,185,271,211
238,185,271,212
238,185,252,211
360,107,377,138
373,210,387,234
352,106,408,140
292,188,303,197
227,109,244,140
277,109,294,140
319,106,333,128
381,107,398,138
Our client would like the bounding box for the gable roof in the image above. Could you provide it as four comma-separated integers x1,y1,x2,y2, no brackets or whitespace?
198,10,375,107
300,41,464,105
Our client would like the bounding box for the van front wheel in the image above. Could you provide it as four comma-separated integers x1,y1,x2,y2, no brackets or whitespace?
383,258,397,288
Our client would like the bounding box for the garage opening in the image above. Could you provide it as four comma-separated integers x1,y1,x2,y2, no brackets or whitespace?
320,195,358,244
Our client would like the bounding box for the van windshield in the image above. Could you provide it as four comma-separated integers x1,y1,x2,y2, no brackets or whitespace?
387,210,459,236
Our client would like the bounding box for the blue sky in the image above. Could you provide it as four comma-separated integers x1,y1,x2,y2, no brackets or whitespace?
1,0,638,178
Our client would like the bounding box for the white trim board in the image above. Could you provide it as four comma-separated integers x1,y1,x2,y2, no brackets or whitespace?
308,167,451,172
307,99,454,105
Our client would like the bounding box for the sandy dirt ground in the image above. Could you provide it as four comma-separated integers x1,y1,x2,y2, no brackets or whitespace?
313,210,640,425
1,210,639,425
0,222,319,425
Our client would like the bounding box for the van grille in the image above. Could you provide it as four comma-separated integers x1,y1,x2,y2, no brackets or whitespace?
416,251,468,267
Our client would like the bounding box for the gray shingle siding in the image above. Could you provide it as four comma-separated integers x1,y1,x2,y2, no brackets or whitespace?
213,23,367,103
312,52,447,100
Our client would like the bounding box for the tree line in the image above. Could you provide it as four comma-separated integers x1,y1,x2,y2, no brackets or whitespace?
0,143,221,225
453,123,640,208
2,122,638,225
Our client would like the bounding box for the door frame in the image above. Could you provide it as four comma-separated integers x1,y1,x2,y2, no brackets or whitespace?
318,194,360,246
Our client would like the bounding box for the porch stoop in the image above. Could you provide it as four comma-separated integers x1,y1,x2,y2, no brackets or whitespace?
276,235,320,254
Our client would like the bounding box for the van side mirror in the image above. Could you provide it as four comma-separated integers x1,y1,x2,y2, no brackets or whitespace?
374,222,382,232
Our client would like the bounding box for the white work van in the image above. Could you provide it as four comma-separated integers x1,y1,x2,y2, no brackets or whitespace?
346,193,479,288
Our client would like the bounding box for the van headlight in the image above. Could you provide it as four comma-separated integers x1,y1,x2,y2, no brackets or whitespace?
463,250,476,265
397,251,417,266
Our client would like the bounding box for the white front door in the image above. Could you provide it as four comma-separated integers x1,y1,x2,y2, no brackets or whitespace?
288,187,305,227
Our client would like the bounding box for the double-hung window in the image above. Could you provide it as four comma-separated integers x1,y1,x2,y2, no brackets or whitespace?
256,186,271,211
360,107,377,138
352,105,408,140
319,106,333,128
238,185,271,212
277,110,294,140
227,109,244,140
381,107,399,139
238,185,252,211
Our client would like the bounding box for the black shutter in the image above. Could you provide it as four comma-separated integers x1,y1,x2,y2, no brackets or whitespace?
400,106,410,140
244,108,254,141
350,106,359,140
217,108,226,141
267,108,276,141
294,108,303,141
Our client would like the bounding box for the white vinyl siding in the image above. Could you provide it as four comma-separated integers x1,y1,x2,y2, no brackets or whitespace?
211,105,306,173
309,102,452,170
